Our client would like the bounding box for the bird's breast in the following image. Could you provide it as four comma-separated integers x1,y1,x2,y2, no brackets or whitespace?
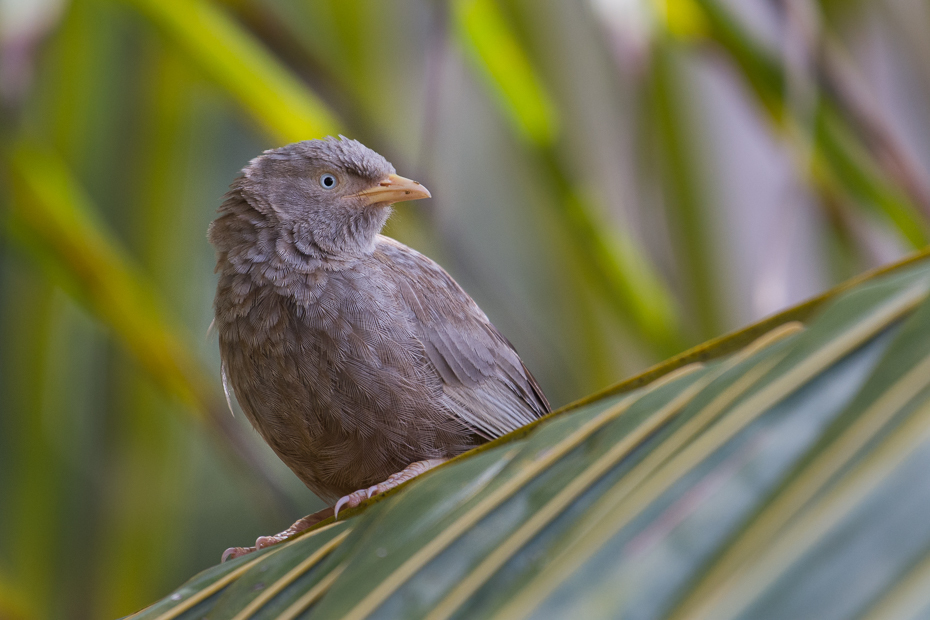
215,265,440,429
214,265,471,496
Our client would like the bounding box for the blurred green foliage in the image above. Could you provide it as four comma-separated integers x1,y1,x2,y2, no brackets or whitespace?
1,0,928,617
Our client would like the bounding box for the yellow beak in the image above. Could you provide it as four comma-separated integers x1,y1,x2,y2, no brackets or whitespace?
351,174,431,206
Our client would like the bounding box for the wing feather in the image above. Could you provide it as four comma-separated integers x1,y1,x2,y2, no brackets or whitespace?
375,237,549,438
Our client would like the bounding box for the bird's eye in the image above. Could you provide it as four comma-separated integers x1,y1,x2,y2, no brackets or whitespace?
320,173,337,189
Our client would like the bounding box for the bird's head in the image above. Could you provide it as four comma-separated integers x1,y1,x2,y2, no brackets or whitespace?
230,136,430,260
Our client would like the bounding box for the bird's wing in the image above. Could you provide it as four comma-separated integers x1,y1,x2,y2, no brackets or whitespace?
375,237,549,439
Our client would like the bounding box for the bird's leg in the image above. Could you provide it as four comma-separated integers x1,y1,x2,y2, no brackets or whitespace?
220,458,447,562
222,505,334,562
334,458,448,519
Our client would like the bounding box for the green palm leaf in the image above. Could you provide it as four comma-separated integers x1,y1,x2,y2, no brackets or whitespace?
129,249,930,619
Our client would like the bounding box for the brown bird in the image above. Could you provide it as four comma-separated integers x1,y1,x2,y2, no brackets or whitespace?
209,137,549,560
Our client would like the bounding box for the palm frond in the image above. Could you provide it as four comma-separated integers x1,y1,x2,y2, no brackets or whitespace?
132,249,930,619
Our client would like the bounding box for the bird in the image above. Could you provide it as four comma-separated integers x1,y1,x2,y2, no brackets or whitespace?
208,136,549,560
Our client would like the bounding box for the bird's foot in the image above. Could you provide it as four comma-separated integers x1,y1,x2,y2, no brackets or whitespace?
333,458,448,519
220,459,447,561
221,505,335,562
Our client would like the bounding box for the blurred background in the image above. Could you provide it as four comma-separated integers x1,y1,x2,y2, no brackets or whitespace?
1,0,929,617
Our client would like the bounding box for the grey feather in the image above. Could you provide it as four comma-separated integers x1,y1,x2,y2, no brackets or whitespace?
209,137,549,501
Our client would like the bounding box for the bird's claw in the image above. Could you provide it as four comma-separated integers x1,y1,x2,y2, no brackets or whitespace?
333,483,385,519
219,505,334,562
333,459,449,520
224,460,449,559
334,495,353,520
334,490,367,519
222,546,255,563
255,534,281,550
220,536,281,563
